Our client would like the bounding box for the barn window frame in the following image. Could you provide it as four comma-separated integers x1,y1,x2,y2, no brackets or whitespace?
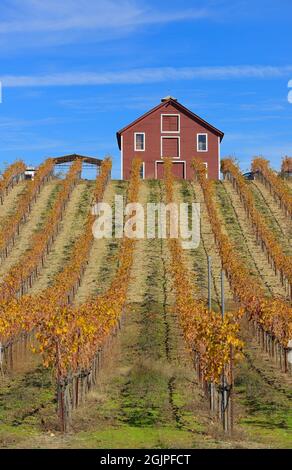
161,114,180,133
140,162,145,179
197,133,208,152
202,162,208,178
161,136,180,159
134,132,145,151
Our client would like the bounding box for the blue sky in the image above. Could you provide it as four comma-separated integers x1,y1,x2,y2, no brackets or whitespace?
0,0,292,178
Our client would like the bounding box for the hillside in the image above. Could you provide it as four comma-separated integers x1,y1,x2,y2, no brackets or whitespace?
0,162,291,449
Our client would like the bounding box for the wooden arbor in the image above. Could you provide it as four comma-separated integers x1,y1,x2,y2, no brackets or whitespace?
53,154,104,177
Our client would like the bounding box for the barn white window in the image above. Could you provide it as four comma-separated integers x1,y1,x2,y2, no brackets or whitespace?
139,162,145,179
197,133,208,152
134,132,145,151
161,114,180,133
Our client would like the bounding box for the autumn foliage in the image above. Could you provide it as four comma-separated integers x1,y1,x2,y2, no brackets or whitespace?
251,157,292,217
0,159,54,258
0,157,140,384
0,160,26,203
0,159,83,304
164,159,242,384
221,158,292,297
194,159,292,348
281,156,292,174
0,158,112,349
34,157,139,379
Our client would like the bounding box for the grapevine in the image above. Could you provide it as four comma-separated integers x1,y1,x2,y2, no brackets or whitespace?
251,157,292,217
164,158,242,384
34,157,140,380
281,156,292,175
193,159,292,357
0,160,26,204
0,159,82,304
0,159,112,348
0,159,54,260
221,158,292,298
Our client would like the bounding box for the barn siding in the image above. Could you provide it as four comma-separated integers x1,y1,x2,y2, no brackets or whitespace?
162,137,179,158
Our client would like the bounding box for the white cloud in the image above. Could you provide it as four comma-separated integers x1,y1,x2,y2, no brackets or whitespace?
0,116,71,128
2,65,292,88
0,1,208,34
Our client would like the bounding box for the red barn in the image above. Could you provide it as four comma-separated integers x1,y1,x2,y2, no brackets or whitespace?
116,96,224,180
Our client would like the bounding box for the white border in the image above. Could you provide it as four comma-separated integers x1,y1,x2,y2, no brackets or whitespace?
197,133,208,152
161,136,180,158
134,132,145,151
218,136,221,180
155,160,186,179
120,135,123,179
161,113,180,133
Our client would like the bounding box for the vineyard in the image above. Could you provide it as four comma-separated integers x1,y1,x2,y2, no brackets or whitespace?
0,157,291,448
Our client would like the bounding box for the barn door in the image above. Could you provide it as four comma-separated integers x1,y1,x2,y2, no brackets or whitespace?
156,162,185,179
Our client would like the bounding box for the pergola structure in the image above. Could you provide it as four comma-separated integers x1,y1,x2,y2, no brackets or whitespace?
53,154,102,170
52,154,105,179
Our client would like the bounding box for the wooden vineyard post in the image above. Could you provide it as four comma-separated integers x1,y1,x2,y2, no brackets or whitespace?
221,270,226,432
56,340,69,433
229,346,234,432
220,269,233,433
57,380,66,433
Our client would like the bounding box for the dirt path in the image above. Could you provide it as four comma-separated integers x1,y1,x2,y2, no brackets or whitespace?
0,181,27,220
181,180,236,311
0,180,61,280
250,180,292,254
218,180,288,299
74,180,128,305
29,181,94,294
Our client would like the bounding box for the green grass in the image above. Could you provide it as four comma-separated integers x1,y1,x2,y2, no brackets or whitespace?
235,343,292,448
94,180,128,295
34,181,63,232
69,425,205,449
214,182,262,276
0,363,57,448
180,181,221,311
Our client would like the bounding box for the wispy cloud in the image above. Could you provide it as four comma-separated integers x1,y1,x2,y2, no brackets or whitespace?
221,115,291,123
0,1,208,37
0,1,211,52
2,65,292,88
240,101,286,112
0,116,73,128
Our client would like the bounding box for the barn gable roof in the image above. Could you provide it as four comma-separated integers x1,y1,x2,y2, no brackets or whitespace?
53,154,102,166
116,97,224,149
